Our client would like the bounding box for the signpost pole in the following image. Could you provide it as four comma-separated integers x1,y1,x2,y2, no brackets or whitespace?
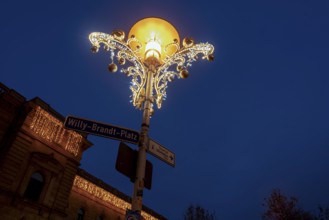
131,64,155,215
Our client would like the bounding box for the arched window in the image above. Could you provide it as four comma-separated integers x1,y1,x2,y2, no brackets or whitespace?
77,208,85,220
23,172,44,201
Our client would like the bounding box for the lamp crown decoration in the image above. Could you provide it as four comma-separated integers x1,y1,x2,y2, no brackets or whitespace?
89,17,214,110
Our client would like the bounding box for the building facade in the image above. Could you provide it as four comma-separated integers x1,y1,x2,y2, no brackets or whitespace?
0,83,166,220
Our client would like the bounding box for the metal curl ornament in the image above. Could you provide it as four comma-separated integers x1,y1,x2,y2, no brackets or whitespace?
89,20,214,110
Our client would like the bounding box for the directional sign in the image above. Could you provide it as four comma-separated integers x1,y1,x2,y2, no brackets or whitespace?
64,115,139,144
147,139,175,167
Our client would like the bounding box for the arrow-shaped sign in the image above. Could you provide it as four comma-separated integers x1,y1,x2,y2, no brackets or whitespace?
147,138,175,167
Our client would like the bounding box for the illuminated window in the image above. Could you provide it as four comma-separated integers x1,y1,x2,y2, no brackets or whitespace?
23,172,44,201
77,208,85,220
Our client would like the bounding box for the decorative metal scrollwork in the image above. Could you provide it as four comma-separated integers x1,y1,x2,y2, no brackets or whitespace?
89,32,214,110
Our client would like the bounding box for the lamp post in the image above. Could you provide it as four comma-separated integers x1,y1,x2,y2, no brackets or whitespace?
89,17,214,219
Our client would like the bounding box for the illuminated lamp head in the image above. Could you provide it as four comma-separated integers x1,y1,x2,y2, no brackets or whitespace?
128,17,180,64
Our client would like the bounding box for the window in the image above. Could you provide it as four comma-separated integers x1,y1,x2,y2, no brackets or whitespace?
77,208,85,220
23,172,44,201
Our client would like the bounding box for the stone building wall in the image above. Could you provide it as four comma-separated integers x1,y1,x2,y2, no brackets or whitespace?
0,83,167,220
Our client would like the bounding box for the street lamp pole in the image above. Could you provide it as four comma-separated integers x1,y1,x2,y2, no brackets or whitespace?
132,64,155,212
89,17,214,218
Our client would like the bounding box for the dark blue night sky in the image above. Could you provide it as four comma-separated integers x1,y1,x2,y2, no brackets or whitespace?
1,0,329,219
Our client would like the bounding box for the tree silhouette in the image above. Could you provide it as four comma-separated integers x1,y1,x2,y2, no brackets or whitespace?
184,204,216,220
262,189,313,220
314,206,329,220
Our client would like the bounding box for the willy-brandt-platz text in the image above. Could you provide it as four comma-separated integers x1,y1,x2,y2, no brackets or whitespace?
64,116,140,144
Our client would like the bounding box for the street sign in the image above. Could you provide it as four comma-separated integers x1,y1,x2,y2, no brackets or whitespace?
147,139,175,167
116,142,153,190
64,115,140,144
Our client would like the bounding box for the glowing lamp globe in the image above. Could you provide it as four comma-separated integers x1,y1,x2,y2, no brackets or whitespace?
128,17,180,63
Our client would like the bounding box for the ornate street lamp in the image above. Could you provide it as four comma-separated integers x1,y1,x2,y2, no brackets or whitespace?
89,17,214,219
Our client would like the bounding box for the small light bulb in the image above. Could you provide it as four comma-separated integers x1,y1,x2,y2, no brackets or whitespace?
145,39,161,60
